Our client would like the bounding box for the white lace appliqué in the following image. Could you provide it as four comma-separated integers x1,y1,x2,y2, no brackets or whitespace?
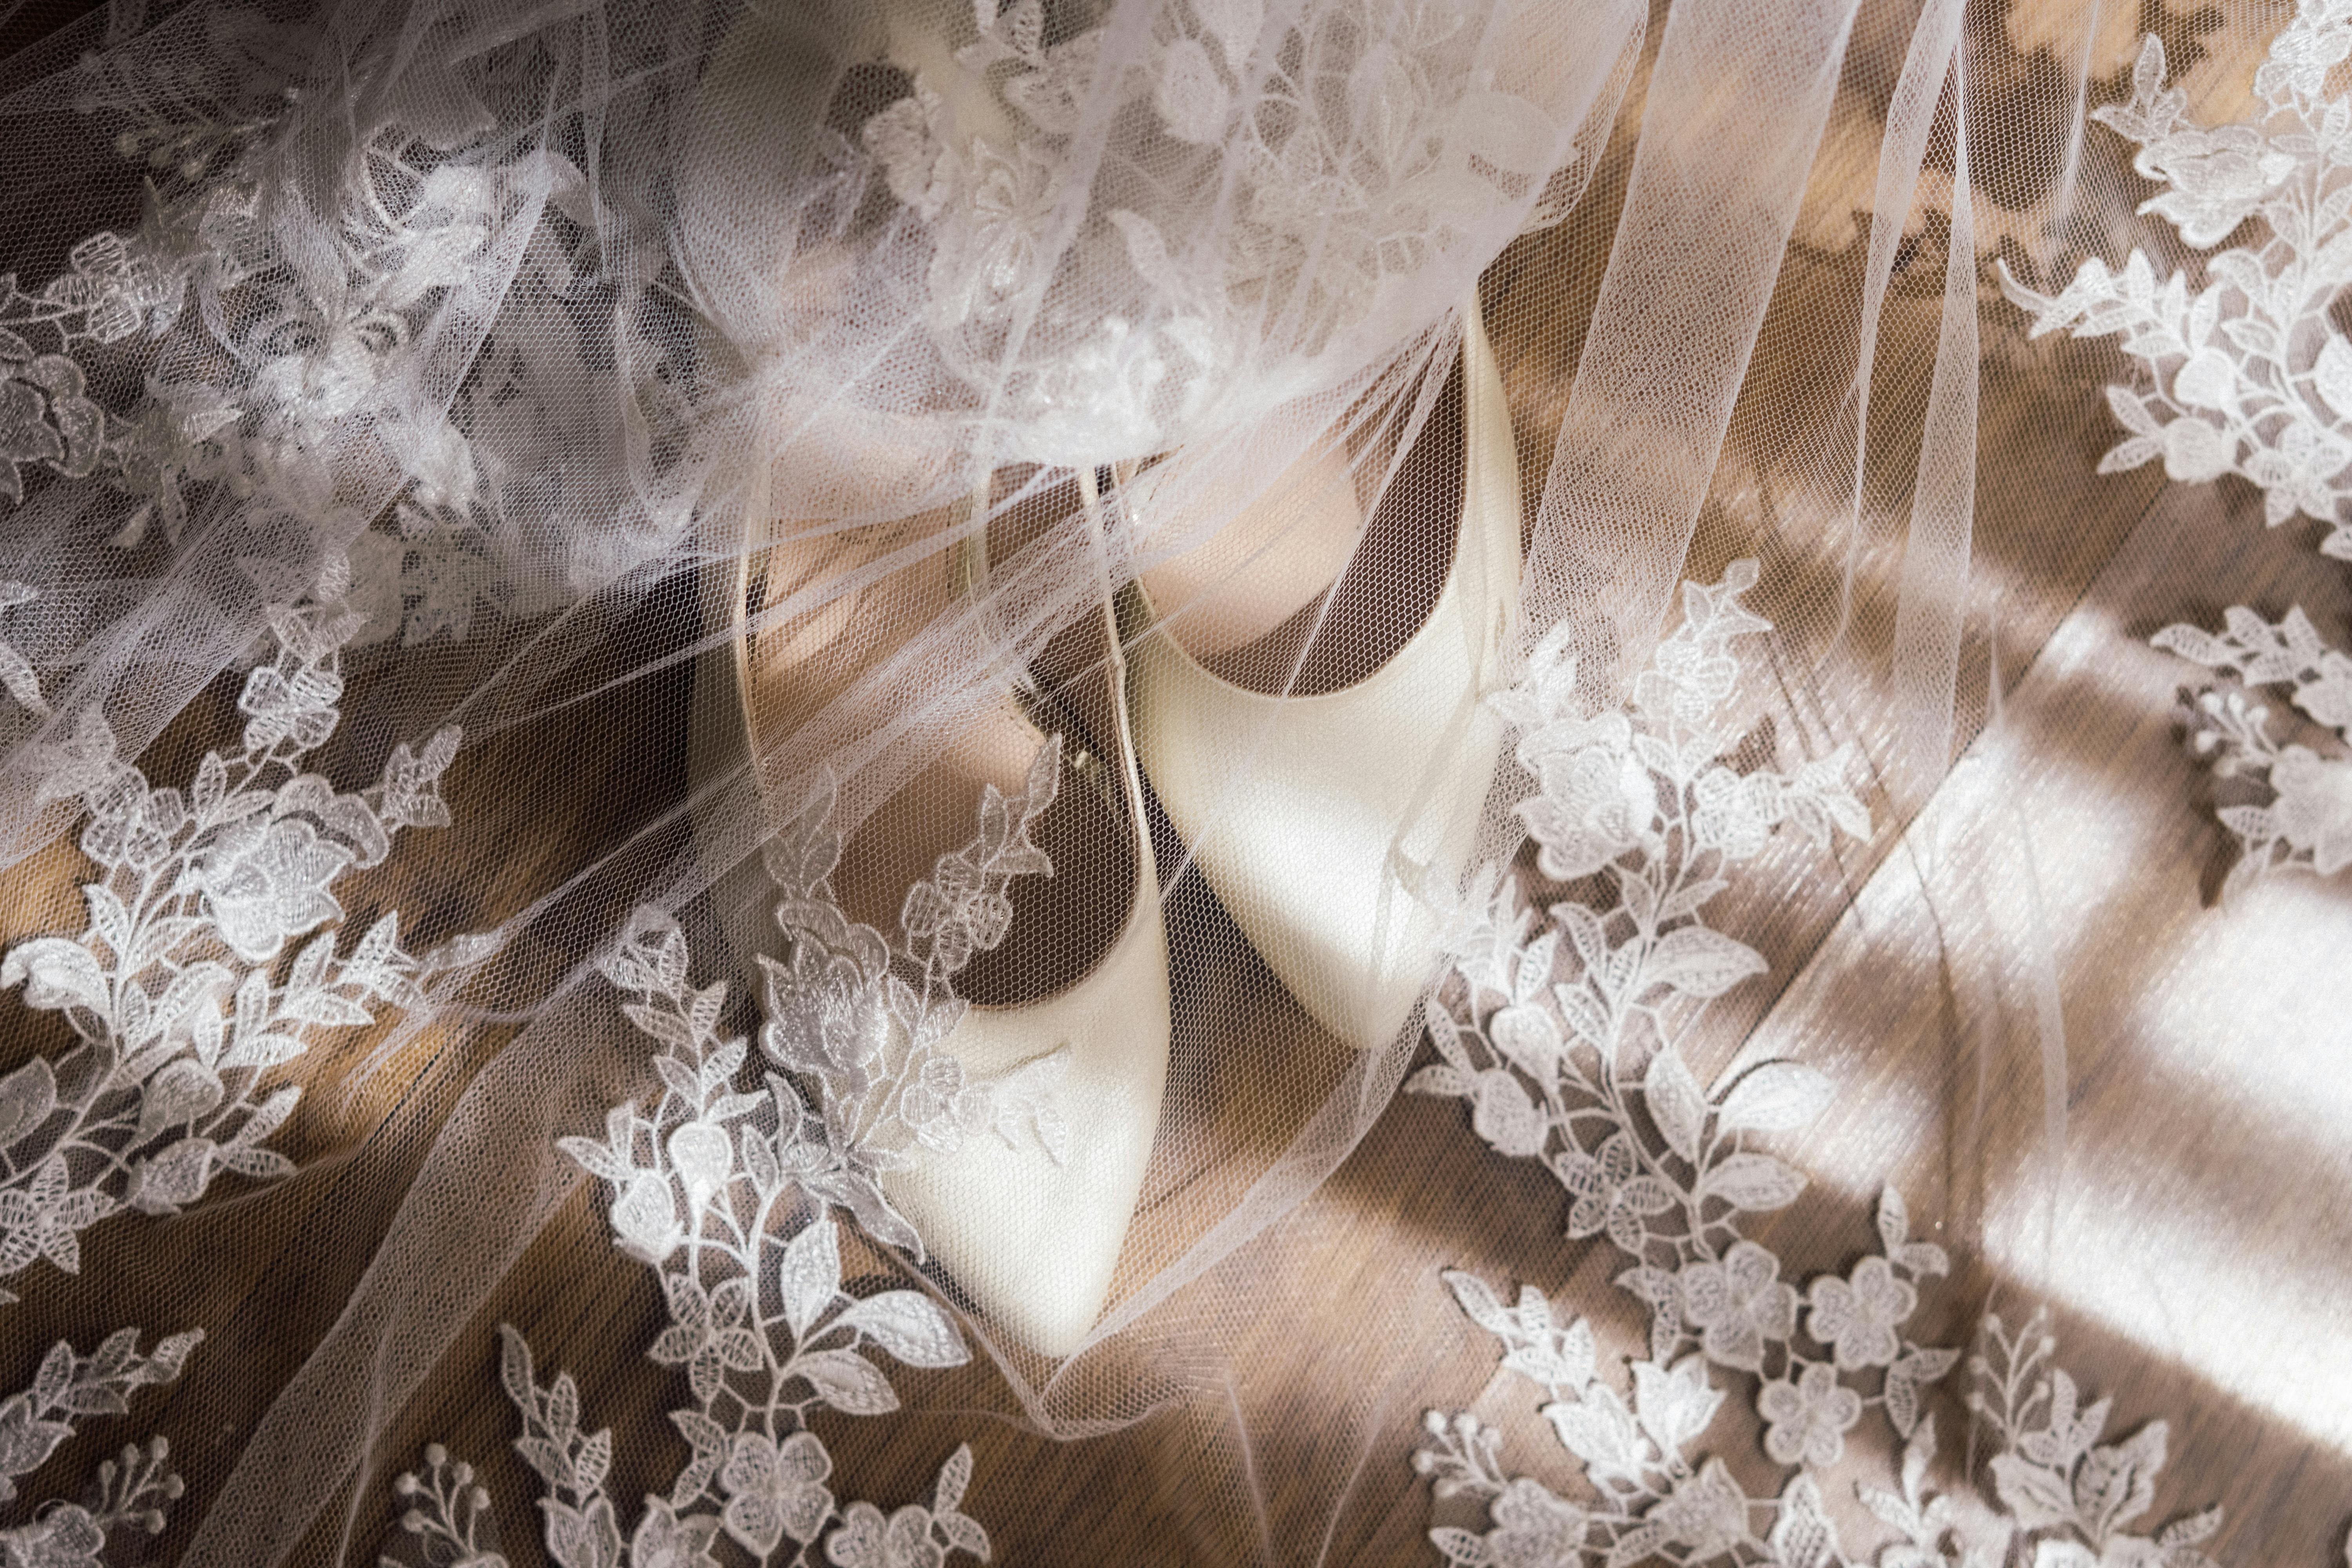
385,750,1082,1568
1410,565,2231,1567
1411,561,1869,1254
754,751,1072,1252
0,552,481,1301
2151,604,2352,889
0,38,639,648
392,911,997,1568
1419,1296,2228,1568
0,1328,200,1564
1998,3,2352,892
859,0,1568,454
1999,9,2352,545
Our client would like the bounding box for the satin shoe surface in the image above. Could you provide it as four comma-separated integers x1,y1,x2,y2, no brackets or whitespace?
695,503,1169,1358
1123,294,1522,1051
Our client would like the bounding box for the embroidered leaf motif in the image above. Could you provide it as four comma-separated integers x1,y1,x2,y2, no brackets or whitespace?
1411,565,1964,1566
2005,0,2352,894
0,554,482,1296
1970,1310,2221,1562
392,777,1051,1568
0,1325,195,1566
2155,603,2352,891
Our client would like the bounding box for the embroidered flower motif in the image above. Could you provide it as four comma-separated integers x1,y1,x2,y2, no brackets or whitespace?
898,1056,990,1154
2257,5,2352,100
79,777,179,871
2158,414,2236,484
2005,16,2352,546
1470,1478,1587,1568
899,850,1017,975
1412,566,2007,1568
931,136,1060,325
2134,125,2297,247
2261,746,2352,873
826,1501,946,1568
719,1431,835,1556
761,949,891,1094
1646,1457,1748,1556
630,1500,722,1568
1470,1069,1550,1160
862,83,955,223
1688,766,1772,862
1805,1255,1916,1370
1515,711,1655,880
1656,616,1750,719
1486,1002,1564,1077
1553,1132,1675,1252
607,1170,683,1267
196,815,354,963
236,661,343,752
853,0,1573,455
1676,1241,1797,1373
397,519,500,646
666,1120,733,1211
3,558,467,1312
417,900,1005,1568
2156,604,2352,887
1757,1361,1863,1468
249,316,385,435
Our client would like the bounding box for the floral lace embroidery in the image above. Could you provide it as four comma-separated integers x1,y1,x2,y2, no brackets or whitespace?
2151,605,2352,889
1419,1295,2227,1568
0,30,620,646
1962,1311,2222,1568
860,0,1568,453
1411,561,1869,1241
0,1329,198,1566
1998,9,2352,545
1998,3,2352,889
0,583,44,716
0,551,484,1302
754,751,1071,1255
392,900,1015,1568
1409,565,2230,1566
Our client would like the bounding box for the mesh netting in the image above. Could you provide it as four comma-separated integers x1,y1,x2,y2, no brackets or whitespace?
0,0,2343,1564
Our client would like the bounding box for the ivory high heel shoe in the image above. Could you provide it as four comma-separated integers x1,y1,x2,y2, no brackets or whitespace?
1121,292,1521,1052
694,483,1170,1357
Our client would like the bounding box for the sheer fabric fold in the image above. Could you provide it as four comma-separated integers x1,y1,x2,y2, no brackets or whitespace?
0,0,2342,1564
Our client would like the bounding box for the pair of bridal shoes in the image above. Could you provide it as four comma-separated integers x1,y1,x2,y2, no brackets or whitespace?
700,294,1520,1355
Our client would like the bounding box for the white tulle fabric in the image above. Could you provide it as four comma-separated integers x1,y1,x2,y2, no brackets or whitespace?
0,0,2342,1564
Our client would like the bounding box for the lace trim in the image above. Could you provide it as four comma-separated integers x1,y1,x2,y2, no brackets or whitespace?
1410,565,2241,1568
0,1329,197,1564
0,550,482,1301
1999,2,2352,892
858,0,1569,454
384,742,1080,1566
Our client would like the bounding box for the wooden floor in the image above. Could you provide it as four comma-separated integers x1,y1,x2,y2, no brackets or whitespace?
0,1,2347,1564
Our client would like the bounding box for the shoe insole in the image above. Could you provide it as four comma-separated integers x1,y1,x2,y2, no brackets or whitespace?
1138,353,1466,698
